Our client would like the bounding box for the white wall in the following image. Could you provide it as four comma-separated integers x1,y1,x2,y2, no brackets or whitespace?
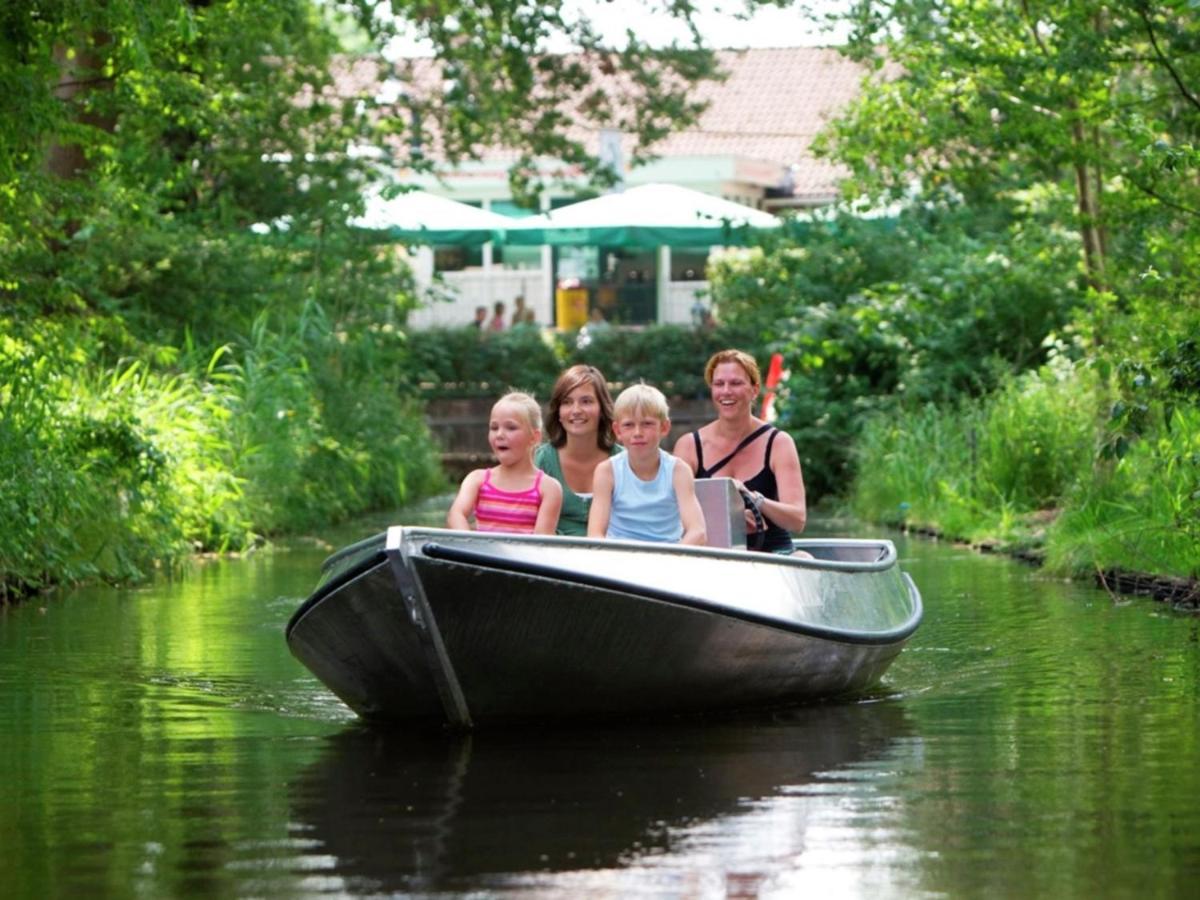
662,281,711,325
407,268,550,329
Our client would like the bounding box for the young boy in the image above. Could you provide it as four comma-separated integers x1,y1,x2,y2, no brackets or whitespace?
588,384,707,545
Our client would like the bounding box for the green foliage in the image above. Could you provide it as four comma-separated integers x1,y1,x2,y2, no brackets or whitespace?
850,360,1104,541
405,322,766,401
710,205,1083,499
803,1,1200,585
1046,405,1200,581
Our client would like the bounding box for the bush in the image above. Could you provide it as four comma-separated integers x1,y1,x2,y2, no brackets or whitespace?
0,307,446,598
571,322,763,397
709,203,1084,501
404,325,566,398
1,323,191,597
405,322,765,401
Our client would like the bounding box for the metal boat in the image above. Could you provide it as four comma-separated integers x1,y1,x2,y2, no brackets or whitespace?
285,518,923,727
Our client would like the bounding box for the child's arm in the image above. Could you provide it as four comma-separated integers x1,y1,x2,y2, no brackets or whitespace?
586,459,615,539
446,469,485,530
533,476,563,535
673,461,708,546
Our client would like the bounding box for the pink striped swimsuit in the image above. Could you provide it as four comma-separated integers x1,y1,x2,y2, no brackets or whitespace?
474,469,544,534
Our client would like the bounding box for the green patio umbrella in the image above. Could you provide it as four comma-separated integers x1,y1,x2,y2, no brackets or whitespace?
501,183,781,248
352,188,512,246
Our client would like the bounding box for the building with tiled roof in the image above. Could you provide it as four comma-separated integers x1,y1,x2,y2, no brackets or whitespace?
337,46,867,208
333,47,872,326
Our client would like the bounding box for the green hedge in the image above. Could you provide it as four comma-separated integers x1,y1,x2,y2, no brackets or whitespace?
405,322,766,400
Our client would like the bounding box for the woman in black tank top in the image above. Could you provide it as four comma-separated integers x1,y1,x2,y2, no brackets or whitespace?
672,350,807,552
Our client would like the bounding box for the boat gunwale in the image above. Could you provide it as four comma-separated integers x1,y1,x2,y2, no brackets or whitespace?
416,541,923,646
319,527,900,576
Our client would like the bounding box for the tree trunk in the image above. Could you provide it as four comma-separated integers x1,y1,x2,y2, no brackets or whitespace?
46,36,115,181
1070,120,1106,293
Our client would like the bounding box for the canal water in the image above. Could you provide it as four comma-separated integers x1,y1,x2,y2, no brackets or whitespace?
2,501,1197,898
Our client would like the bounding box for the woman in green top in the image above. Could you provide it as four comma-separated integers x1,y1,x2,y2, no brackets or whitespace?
534,364,621,536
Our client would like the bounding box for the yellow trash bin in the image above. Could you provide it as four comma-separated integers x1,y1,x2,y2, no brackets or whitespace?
555,286,589,330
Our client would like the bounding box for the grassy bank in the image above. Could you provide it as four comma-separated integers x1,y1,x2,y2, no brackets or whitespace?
0,315,445,602
849,359,1199,593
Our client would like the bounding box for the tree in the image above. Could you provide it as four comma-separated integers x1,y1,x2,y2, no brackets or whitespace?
336,0,721,204
1,1,725,330
822,0,1200,302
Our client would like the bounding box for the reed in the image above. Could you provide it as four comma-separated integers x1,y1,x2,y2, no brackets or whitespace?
851,363,1198,579
1044,405,1199,580
1,309,445,599
851,362,1102,546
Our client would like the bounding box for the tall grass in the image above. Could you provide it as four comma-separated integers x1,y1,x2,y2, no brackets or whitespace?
1045,405,1200,580
1,327,190,596
851,360,1103,545
1,310,444,600
851,360,1198,579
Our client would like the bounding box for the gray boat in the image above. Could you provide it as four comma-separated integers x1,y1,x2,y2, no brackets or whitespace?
286,494,922,727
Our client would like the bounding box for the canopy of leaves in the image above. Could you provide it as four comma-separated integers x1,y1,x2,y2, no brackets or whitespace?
824,0,1200,316
334,0,722,204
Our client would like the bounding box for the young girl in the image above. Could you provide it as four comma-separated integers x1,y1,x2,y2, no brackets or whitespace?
447,392,563,534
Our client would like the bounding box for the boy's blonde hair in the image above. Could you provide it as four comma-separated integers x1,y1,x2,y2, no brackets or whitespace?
613,383,670,422
492,391,542,433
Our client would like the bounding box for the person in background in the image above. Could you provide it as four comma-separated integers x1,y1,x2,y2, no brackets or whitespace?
488,300,506,332
672,349,806,552
447,392,562,534
470,305,488,329
511,294,535,327
588,383,706,546
534,365,621,536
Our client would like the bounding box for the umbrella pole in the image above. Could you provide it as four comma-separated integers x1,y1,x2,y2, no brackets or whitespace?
657,245,671,324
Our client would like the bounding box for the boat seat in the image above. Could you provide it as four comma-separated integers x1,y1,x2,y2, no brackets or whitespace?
694,478,747,549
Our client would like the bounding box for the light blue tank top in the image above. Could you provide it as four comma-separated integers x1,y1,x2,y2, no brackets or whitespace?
607,449,682,543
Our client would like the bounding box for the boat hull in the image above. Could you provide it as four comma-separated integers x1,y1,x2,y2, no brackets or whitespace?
286,528,922,725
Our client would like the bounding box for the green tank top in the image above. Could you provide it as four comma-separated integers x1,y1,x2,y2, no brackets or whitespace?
534,443,621,536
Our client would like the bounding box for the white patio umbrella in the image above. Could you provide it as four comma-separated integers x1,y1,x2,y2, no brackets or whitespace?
502,183,781,247
352,188,513,246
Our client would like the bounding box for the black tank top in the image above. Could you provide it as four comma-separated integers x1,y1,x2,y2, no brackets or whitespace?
692,426,793,552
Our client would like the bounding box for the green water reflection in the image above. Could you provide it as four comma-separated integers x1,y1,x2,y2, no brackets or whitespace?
1,505,1197,897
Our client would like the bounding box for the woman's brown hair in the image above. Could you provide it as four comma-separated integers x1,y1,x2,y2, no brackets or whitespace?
543,364,616,450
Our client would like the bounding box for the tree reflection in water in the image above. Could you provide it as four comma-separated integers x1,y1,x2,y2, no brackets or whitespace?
289,701,912,894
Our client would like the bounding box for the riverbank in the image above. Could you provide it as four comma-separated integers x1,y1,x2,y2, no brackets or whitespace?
893,520,1198,610
0,316,447,605
849,362,1198,611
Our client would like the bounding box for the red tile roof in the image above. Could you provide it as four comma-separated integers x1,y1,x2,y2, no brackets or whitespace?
330,47,873,204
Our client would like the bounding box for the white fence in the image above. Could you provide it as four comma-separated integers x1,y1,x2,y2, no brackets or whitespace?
407,268,711,329
407,268,550,329
662,281,711,324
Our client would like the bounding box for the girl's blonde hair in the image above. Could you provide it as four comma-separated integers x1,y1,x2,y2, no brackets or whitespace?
613,383,670,422
492,391,543,434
